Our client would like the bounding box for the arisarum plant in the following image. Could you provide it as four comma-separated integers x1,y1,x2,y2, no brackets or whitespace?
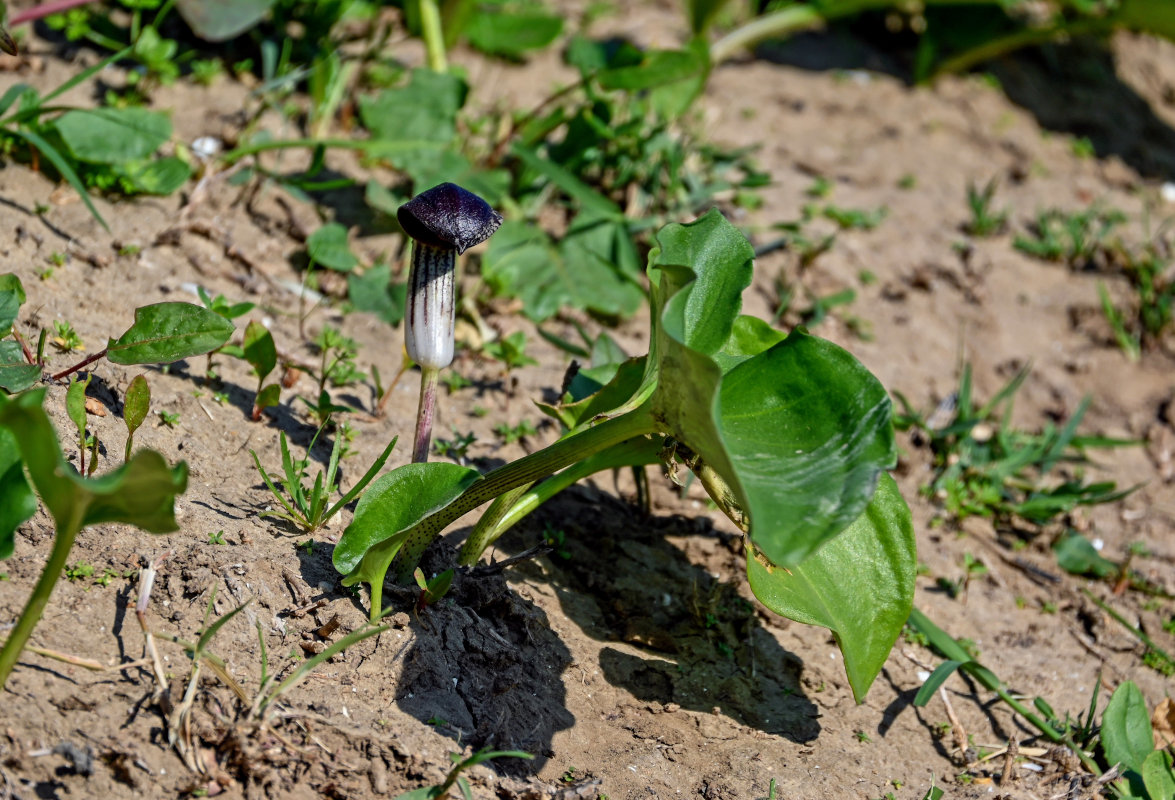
336,208,916,702
398,183,503,463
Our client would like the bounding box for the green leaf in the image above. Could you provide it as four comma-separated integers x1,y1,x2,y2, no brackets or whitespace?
307,223,359,272
0,292,20,335
242,321,277,382
597,49,706,91
255,382,281,412
0,273,26,304
334,462,481,602
359,69,467,143
1102,681,1154,775
53,108,172,164
649,210,896,566
1052,530,1118,578
0,426,36,559
0,341,39,393
913,660,966,707
9,128,108,231
106,302,234,365
1143,749,1175,800
175,0,277,41
747,474,915,701
0,388,187,532
124,375,150,438
348,263,407,326
481,218,643,321
122,157,191,195
465,12,563,57
66,373,90,447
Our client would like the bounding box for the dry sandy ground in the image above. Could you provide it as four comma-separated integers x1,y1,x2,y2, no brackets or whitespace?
0,2,1173,799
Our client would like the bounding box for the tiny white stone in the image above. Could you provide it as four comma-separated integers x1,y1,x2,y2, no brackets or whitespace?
192,136,223,160
917,670,931,682
1162,182,1175,204
1092,538,1104,551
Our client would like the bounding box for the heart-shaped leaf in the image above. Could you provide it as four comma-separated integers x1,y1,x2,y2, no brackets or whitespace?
53,108,172,164
176,0,277,41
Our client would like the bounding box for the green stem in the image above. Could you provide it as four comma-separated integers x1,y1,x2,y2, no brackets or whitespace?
457,435,662,567
219,137,442,165
0,509,84,689
1082,588,1174,666
393,405,659,580
412,367,439,463
418,0,448,73
930,18,1109,78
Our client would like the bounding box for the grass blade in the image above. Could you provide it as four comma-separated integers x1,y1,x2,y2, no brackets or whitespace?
10,128,107,231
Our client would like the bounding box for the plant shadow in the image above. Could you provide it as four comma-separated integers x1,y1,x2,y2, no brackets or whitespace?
485,483,822,744
753,23,1175,178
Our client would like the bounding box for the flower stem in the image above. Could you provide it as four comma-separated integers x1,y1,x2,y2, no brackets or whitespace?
418,0,448,73
412,366,439,463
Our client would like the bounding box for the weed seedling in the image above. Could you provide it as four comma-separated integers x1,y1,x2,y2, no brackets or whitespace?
157,409,180,429
433,430,477,464
51,321,84,353
413,567,454,612
494,419,537,444
208,530,226,545
1013,206,1125,268
964,179,1008,237
482,330,538,371
251,427,396,534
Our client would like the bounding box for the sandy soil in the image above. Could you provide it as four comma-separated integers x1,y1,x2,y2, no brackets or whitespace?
0,3,1173,799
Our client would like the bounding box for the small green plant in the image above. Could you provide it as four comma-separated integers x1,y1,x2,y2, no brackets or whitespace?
1014,206,1126,268
482,331,538,371
964,179,1007,237
413,567,454,612
1099,248,1174,360
1099,681,1175,799
813,203,888,231
494,419,538,445
123,374,150,462
894,364,1135,528
157,409,181,429
433,430,477,464
0,388,187,690
65,562,94,581
51,320,84,352
251,428,396,534
208,530,226,545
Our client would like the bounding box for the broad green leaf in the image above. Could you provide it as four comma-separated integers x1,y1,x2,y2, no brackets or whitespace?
255,383,281,412
0,388,187,532
0,426,35,559
1143,750,1175,800
359,70,467,143
597,49,706,91
1117,0,1175,41
712,315,787,373
1102,681,1154,775
106,302,234,365
307,223,359,272
124,375,150,437
747,474,915,701
242,321,277,381
0,291,20,333
465,12,563,57
0,341,40,393
334,463,480,610
348,263,406,326
0,273,26,304
649,210,895,566
481,218,643,322
122,157,191,195
686,0,734,34
176,0,277,41
53,108,172,164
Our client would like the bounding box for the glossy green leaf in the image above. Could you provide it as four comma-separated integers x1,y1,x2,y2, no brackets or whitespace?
1102,681,1154,775
175,0,277,41
0,426,35,559
0,388,187,532
242,321,277,381
747,474,915,701
334,462,481,605
124,375,150,437
465,12,563,57
53,108,172,164
348,263,407,326
0,289,20,332
1143,749,1175,800
1053,530,1118,578
106,302,234,366
307,223,359,272
913,659,966,707
66,374,90,448
254,383,281,413
649,210,896,566
0,342,39,393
